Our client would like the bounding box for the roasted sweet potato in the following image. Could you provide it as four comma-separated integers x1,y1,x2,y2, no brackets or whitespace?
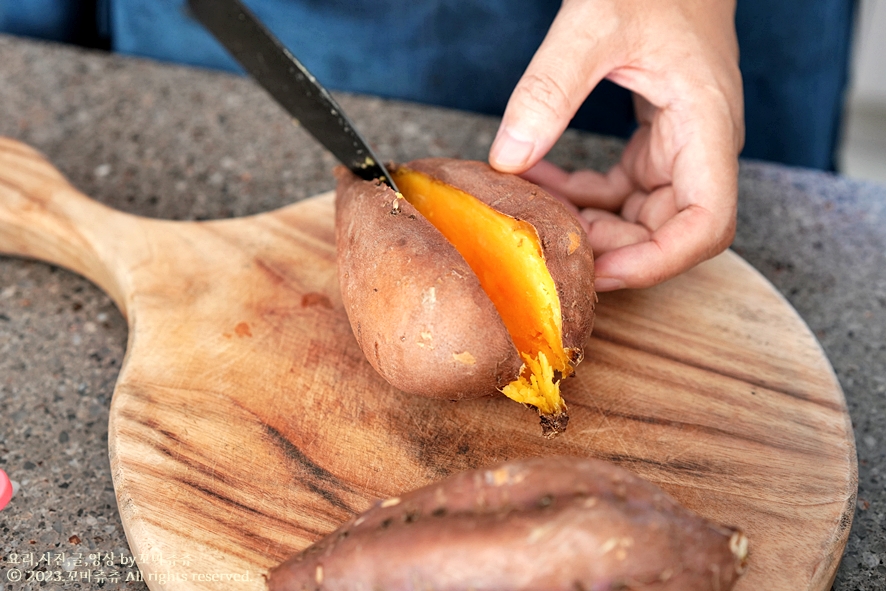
335,159,596,436
267,456,748,591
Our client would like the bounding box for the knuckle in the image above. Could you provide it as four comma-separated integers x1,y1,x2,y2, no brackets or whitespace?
511,71,574,121
632,265,671,290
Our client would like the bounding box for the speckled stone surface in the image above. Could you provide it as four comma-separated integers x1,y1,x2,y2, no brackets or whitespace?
0,34,883,590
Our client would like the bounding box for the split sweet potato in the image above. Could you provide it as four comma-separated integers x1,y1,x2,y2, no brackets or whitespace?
334,159,596,436
267,456,748,591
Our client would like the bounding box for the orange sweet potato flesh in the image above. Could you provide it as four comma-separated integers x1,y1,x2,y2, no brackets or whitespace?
391,166,569,371
267,456,749,591
392,166,573,417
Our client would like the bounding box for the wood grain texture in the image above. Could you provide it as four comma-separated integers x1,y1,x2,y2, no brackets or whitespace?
0,138,857,590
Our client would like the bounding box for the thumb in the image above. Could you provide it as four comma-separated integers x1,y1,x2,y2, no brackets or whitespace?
489,1,617,173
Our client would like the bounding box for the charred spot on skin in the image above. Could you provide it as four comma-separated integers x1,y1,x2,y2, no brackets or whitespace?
539,411,569,439
402,510,419,524
380,517,394,529
431,507,447,518
567,347,584,365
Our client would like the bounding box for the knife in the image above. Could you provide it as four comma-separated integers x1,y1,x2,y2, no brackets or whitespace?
187,0,399,191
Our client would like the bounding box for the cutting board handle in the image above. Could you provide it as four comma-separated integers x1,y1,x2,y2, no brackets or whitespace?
0,137,138,312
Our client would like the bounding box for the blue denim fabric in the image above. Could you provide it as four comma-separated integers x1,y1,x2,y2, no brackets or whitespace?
107,0,635,137
736,0,855,169
0,0,856,170
112,0,559,114
0,0,81,42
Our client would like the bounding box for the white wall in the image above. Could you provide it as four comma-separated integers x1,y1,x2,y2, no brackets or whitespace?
850,0,886,105
838,0,886,183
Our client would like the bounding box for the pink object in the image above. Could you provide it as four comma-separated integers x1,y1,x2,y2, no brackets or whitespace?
0,469,12,510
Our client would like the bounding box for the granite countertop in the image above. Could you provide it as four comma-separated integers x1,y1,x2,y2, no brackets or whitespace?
0,35,883,590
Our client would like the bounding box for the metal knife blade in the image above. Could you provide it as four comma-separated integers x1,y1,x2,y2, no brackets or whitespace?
187,0,398,191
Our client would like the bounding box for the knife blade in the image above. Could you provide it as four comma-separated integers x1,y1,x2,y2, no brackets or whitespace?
187,0,398,191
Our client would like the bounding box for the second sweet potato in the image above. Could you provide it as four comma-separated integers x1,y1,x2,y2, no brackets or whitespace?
268,456,748,591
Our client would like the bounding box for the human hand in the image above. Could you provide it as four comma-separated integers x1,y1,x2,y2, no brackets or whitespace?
488,0,744,292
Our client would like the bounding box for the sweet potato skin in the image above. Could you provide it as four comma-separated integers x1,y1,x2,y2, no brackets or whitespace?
267,456,748,591
335,167,522,399
334,159,595,400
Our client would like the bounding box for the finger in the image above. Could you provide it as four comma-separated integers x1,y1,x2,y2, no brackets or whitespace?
521,160,635,211
618,121,673,193
580,209,651,255
519,160,572,198
489,2,620,173
619,191,646,224
637,185,679,232
594,200,736,291
632,93,657,126
621,185,679,232
669,89,743,213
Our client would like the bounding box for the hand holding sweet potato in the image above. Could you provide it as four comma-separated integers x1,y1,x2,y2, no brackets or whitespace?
491,0,743,292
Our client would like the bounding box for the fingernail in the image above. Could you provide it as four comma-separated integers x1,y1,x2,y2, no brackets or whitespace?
595,277,625,292
490,127,535,170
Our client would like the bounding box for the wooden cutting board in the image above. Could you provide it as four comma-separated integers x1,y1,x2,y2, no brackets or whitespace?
0,137,856,590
